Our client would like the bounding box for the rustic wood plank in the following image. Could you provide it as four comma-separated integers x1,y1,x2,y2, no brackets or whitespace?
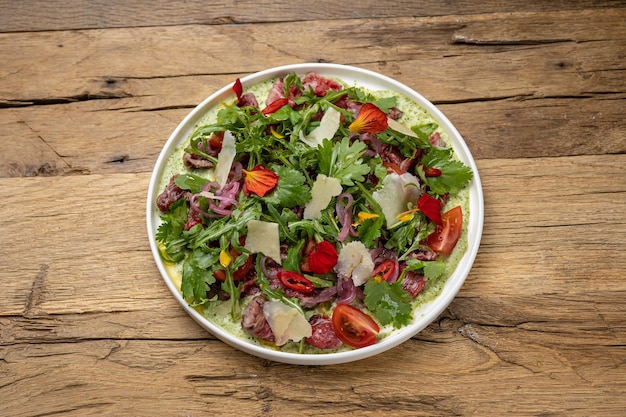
1,337,625,416
1,0,624,32
1,9,624,102
1,10,624,177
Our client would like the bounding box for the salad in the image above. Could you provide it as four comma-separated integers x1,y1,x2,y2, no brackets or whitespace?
155,72,473,353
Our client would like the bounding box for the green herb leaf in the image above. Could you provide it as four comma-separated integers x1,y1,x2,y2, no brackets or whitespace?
364,278,413,328
318,137,370,186
419,148,473,196
264,165,311,208
174,173,210,193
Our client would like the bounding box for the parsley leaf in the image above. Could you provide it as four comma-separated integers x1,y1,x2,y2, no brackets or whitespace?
264,165,311,208
419,148,473,196
402,259,446,280
318,138,370,186
364,278,413,327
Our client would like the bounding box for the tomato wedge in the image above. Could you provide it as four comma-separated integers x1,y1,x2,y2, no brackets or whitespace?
331,303,380,348
426,205,463,255
277,270,315,293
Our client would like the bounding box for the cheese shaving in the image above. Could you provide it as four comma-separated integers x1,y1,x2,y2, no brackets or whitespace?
299,107,341,147
244,220,282,265
214,130,236,188
263,301,312,346
303,174,343,220
372,172,421,228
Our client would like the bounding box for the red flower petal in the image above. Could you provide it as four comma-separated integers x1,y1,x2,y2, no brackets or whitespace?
308,240,338,274
233,78,243,103
242,165,279,197
262,98,289,115
417,193,442,226
348,103,388,134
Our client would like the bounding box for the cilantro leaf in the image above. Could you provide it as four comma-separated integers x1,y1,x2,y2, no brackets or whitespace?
357,215,384,249
364,279,413,328
156,199,189,263
181,248,219,305
419,148,473,196
264,165,311,208
318,137,370,186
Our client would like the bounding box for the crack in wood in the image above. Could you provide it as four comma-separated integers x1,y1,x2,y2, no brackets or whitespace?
23,264,48,318
0,92,133,108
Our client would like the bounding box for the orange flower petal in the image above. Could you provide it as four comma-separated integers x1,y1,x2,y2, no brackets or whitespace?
349,103,388,134
243,165,279,197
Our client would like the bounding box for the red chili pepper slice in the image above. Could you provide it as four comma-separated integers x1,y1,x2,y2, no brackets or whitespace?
423,166,442,177
371,260,396,282
277,270,315,293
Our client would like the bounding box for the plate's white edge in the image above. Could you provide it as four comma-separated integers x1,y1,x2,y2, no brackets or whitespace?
146,63,484,365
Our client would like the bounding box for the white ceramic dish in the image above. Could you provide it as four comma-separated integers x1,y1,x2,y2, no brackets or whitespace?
146,63,484,365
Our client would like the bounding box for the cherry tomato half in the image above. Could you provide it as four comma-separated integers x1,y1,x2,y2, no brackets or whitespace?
426,205,463,255
277,270,315,293
331,303,380,348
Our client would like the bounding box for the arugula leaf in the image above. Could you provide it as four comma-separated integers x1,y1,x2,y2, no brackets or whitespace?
364,278,413,327
264,165,311,208
318,138,370,186
419,148,473,196
282,239,305,273
174,173,210,193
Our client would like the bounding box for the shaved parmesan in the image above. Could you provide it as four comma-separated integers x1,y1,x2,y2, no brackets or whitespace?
303,174,343,220
244,220,281,265
263,301,312,346
387,117,417,138
373,172,421,228
299,107,341,147
214,130,236,187
336,241,375,287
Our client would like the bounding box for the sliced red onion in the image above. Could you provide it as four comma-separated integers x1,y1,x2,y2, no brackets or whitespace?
336,193,358,242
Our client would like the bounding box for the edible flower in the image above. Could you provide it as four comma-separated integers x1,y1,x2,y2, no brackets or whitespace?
353,211,380,227
243,165,279,197
270,126,284,139
349,103,388,134
233,78,244,105
308,240,339,274
417,193,442,225
396,208,418,223
219,249,232,268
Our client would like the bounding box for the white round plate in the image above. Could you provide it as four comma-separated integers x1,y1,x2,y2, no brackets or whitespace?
147,63,484,365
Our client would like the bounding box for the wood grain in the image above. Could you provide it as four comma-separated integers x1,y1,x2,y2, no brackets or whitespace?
1,2,625,416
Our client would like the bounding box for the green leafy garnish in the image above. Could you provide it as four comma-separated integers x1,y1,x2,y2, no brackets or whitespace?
418,148,473,196
364,278,413,327
318,138,370,186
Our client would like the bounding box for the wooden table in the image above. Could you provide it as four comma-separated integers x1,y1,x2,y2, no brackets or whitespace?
2,1,625,415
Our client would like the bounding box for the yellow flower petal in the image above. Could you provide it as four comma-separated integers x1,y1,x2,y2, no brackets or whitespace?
270,126,284,139
220,249,232,268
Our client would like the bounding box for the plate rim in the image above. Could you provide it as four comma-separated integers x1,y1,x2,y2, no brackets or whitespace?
146,63,484,365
